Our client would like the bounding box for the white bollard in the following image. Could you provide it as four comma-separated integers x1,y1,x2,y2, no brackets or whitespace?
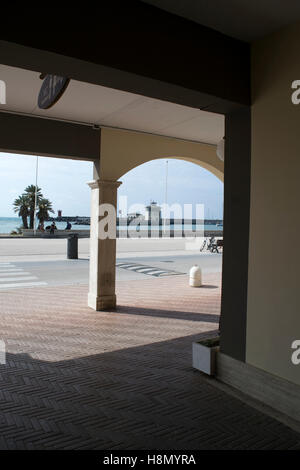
189,265,202,287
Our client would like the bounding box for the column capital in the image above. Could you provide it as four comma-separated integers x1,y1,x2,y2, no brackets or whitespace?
87,179,122,190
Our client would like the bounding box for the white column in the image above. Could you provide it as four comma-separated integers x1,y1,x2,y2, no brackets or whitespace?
87,179,121,311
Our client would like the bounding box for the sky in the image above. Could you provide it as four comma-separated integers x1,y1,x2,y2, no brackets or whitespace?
0,153,223,219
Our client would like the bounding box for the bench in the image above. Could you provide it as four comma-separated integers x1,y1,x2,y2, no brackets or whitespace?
211,238,223,253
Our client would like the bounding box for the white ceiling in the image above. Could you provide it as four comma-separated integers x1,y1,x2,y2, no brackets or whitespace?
0,64,224,145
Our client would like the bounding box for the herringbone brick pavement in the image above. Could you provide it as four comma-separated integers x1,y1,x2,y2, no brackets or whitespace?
0,273,299,450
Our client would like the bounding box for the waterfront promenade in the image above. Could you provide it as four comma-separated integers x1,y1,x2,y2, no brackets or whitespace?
0,237,222,287
0,237,210,262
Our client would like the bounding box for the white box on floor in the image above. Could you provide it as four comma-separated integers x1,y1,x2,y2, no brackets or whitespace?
192,338,220,376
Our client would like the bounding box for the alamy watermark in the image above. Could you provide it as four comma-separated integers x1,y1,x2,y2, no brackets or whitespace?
96,197,206,250
0,340,6,365
291,80,300,104
0,80,6,104
291,340,300,365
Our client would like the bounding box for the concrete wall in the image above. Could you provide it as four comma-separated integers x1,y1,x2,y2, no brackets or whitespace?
220,107,251,362
247,23,300,385
100,128,224,181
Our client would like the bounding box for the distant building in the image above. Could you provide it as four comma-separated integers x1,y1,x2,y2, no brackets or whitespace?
145,201,161,223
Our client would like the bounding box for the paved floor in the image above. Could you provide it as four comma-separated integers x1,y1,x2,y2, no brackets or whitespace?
0,274,299,449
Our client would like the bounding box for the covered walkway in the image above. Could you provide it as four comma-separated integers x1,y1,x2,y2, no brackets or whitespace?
0,275,299,450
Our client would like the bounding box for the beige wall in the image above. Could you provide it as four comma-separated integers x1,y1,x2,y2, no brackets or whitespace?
247,23,300,385
99,128,223,181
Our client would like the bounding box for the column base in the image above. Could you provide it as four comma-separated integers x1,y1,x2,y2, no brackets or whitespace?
88,292,117,311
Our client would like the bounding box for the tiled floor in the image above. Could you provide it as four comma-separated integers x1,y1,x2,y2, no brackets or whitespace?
0,274,299,449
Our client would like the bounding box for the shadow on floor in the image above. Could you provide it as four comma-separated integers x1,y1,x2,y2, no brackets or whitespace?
115,305,220,323
0,330,299,450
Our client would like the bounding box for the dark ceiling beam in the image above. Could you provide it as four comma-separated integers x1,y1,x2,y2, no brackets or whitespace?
0,1,250,114
0,112,100,161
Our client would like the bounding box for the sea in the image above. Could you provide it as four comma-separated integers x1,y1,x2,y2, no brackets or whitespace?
0,217,223,235
0,217,91,234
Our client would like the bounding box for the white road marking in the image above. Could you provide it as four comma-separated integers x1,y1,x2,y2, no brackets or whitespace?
0,268,24,272
0,282,47,289
143,270,166,274
117,264,148,270
133,267,155,272
0,276,38,282
157,272,182,276
0,272,31,277
0,263,47,289
116,262,184,277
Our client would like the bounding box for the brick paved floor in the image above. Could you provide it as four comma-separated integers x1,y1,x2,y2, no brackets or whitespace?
0,273,299,450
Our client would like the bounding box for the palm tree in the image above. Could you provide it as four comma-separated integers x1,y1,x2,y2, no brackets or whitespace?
13,195,29,229
13,185,54,230
36,198,54,224
24,185,42,229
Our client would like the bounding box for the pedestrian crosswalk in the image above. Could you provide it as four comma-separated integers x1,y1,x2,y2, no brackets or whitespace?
116,262,185,277
0,263,47,290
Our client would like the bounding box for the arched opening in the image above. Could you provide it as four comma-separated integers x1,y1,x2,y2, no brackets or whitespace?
118,156,223,228
118,155,224,183
114,157,223,325
0,152,93,287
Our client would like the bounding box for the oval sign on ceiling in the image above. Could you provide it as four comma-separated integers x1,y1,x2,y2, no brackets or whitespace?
38,75,70,109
